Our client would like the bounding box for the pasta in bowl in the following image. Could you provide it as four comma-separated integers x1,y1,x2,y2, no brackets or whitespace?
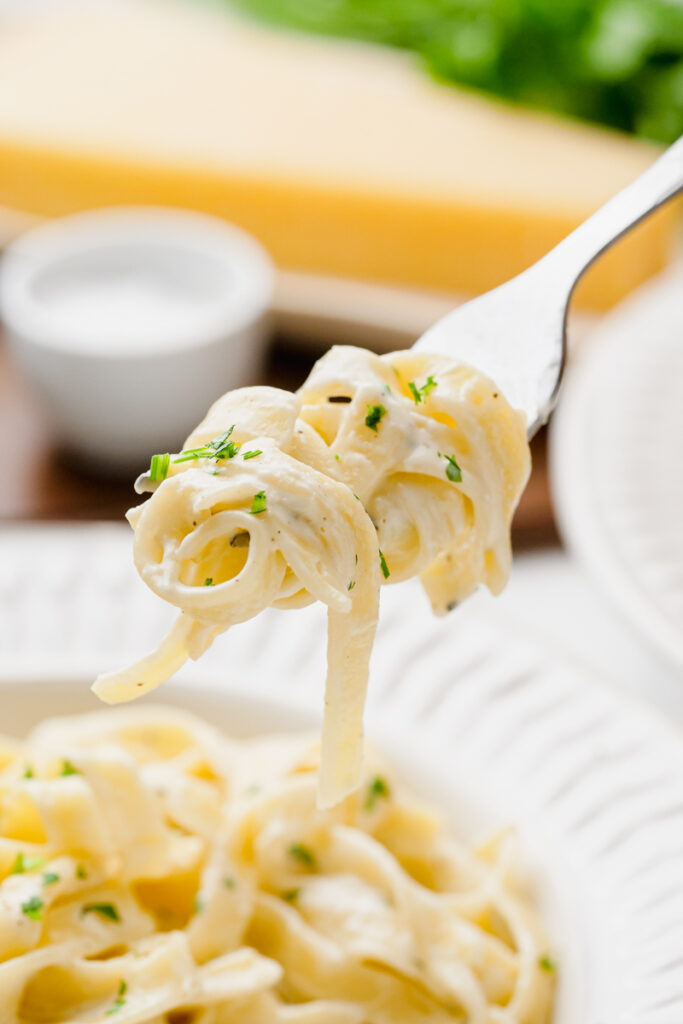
93,346,530,808
0,705,554,1024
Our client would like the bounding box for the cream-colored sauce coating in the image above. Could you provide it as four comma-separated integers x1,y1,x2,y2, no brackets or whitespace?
93,346,530,807
0,707,554,1023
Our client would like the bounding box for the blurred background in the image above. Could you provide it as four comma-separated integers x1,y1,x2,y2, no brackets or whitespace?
0,0,681,711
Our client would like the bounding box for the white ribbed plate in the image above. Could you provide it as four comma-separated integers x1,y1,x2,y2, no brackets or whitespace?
2,525,683,1022
551,267,683,672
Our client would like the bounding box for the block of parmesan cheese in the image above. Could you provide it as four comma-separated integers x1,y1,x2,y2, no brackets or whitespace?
0,0,677,309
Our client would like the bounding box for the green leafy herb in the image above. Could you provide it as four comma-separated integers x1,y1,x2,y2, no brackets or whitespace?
23,765,34,779
106,980,128,1016
11,853,46,875
539,954,556,973
379,550,390,579
194,895,204,914
204,577,214,586
42,872,60,887
288,843,317,869
149,452,170,482
224,0,683,145
250,491,267,514
21,896,44,921
364,775,391,811
282,888,301,902
75,864,88,880
442,453,462,483
223,877,236,889
174,427,240,464
408,381,421,403
82,902,121,923
61,760,79,777
347,580,356,591
242,449,263,460
365,404,387,432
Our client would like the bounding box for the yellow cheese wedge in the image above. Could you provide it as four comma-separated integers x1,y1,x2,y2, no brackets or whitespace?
0,0,677,309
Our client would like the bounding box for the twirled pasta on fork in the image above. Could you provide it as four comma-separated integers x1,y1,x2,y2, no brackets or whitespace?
93,347,530,807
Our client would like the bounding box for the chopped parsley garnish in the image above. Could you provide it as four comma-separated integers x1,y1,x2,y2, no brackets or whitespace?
60,760,79,777
42,872,60,887
334,454,341,461
106,980,128,1015
75,864,88,880
347,580,356,591
408,375,437,404
364,404,387,432
242,449,262,460
223,877,236,890
442,453,462,483
288,843,317,869
421,375,437,397
250,491,267,515
364,775,391,811
174,427,240,464
282,888,301,902
379,550,390,579
21,896,44,921
23,765,34,779
149,452,170,482
11,853,46,875
194,895,204,914
203,577,213,586
82,902,121,923
539,954,556,973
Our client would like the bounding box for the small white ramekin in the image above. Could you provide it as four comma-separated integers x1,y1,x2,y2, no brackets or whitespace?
0,207,274,473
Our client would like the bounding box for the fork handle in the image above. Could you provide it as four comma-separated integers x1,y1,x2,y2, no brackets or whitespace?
543,134,683,290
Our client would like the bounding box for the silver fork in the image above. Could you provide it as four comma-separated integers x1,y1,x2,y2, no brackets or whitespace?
414,134,683,438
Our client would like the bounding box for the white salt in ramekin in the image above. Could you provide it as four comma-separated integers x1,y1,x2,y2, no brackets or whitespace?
0,207,274,472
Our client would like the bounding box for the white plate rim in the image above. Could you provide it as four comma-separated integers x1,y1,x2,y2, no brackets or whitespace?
549,268,683,673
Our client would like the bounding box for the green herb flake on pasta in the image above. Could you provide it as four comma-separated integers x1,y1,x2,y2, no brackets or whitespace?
250,491,267,514
21,896,44,921
365,775,391,811
149,453,170,482
82,903,121,923
288,843,317,869
365,404,387,431
106,980,128,1016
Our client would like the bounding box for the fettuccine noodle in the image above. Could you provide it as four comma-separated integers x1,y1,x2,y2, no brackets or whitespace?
0,708,554,1023
93,347,530,807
